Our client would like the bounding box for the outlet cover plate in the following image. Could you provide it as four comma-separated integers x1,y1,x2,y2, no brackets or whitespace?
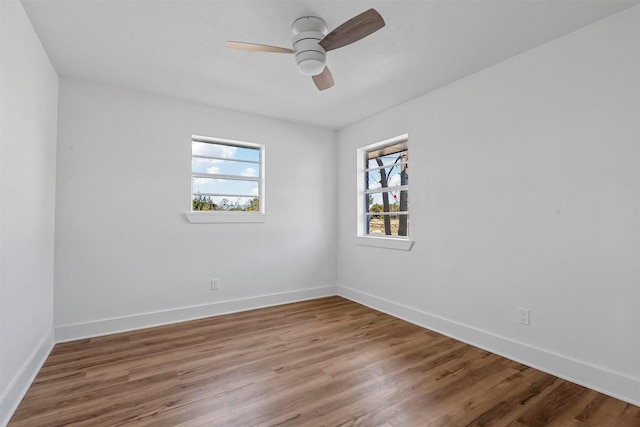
519,308,530,325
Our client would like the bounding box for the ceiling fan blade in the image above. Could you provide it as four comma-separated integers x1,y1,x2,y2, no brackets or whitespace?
312,67,335,91
225,41,293,54
319,9,385,52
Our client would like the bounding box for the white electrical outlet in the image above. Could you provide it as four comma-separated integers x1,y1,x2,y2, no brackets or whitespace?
211,278,220,290
518,308,530,325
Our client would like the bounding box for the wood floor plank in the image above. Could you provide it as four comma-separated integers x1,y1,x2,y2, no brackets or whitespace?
8,297,639,426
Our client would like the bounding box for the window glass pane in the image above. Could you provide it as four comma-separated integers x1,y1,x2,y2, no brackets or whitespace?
367,150,407,168
366,164,407,190
366,169,382,191
192,158,260,177
367,150,409,168
366,214,409,237
192,177,259,197
192,141,260,162
366,190,409,214
192,195,260,212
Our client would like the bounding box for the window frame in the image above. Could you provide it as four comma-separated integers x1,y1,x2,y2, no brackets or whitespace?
356,134,413,250
185,135,266,224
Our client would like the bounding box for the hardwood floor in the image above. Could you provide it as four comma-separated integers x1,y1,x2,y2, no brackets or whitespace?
9,296,640,426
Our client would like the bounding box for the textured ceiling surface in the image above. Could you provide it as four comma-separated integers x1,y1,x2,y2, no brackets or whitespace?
21,0,640,129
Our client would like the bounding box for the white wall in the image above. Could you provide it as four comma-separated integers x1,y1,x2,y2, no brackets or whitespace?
0,0,58,423
54,78,337,339
336,7,640,405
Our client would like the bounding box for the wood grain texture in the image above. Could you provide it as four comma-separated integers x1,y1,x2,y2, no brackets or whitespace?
320,9,385,52
313,67,335,91
9,297,640,426
225,41,293,54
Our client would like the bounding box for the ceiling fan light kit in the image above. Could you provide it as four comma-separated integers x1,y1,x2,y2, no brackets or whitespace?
226,8,385,91
292,16,328,76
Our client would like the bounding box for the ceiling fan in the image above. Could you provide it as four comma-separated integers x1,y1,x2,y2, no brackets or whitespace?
225,9,385,91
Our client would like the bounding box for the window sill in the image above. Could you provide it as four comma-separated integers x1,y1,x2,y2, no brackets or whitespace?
185,212,267,223
355,236,414,251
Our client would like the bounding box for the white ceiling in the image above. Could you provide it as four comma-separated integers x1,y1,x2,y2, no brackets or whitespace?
21,0,640,130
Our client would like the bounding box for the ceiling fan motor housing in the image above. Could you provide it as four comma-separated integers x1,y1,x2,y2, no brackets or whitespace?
292,16,328,76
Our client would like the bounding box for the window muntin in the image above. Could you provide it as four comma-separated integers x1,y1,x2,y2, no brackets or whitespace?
361,137,409,237
191,136,263,212
191,158,260,177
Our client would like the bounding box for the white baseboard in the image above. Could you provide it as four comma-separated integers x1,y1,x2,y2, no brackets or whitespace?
0,329,55,427
55,285,337,343
338,285,640,407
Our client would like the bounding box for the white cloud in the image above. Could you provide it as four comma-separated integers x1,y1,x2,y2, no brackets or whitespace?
207,166,220,174
192,142,238,158
241,167,257,177
192,157,222,175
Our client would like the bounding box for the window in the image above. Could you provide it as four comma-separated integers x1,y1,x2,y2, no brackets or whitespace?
356,134,412,250
187,135,265,223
